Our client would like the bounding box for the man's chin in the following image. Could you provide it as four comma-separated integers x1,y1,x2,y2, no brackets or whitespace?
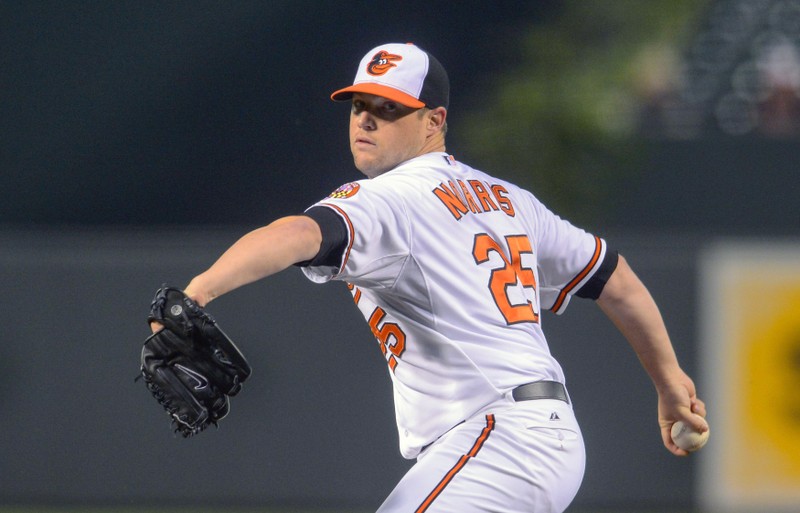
354,159,389,179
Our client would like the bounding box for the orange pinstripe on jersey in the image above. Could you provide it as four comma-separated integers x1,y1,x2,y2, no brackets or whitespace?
550,235,602,312
415,415,496,513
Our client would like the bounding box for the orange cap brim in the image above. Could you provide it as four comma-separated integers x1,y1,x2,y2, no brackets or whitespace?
330,83,425,108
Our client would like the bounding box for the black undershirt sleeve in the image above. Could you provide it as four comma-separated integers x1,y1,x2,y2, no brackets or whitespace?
294,206,349,269
575,249,619,300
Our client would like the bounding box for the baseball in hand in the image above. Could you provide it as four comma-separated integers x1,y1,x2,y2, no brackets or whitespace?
670,419,709,452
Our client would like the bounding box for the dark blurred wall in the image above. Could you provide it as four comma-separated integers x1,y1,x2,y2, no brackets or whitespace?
0,1,557,226
2,1,796,235
616,138,799,237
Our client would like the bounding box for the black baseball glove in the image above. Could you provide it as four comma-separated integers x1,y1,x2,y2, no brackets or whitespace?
139,285,251,437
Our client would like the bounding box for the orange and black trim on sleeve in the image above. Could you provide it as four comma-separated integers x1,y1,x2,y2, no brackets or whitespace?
550,235,605,313
319,203,355,276
415,414,496,513
297,204,355,275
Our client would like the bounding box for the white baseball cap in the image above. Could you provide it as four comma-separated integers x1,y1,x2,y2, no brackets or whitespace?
331,42,449,109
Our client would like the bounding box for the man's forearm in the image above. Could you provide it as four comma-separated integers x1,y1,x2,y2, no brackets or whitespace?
185,215,322,306
596,255,682,388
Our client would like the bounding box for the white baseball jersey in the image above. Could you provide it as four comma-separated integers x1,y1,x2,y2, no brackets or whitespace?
301,152,607,459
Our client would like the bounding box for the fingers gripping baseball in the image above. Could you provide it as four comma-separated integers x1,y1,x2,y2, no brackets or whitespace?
657,373,708,456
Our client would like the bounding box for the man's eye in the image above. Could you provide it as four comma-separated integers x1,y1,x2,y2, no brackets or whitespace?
383,103,398,113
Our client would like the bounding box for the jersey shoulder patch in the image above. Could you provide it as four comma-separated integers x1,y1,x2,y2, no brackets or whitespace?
328,182,361,199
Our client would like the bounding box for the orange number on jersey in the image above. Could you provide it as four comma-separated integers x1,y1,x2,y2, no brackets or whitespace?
368,307,406,372
472,233,539,325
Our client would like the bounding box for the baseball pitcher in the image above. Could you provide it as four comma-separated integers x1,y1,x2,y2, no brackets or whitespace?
140,43,708,513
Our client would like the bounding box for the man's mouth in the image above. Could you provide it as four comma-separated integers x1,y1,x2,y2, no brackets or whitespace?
354,135,375,146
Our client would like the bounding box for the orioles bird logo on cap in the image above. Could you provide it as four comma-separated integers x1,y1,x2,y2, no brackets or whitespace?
367,50,402,76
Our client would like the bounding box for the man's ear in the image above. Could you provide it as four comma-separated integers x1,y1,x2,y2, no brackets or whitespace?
427,107,447,132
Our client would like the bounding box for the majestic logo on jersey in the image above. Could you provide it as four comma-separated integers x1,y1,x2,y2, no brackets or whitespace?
328,182,360,199
366,50,402,76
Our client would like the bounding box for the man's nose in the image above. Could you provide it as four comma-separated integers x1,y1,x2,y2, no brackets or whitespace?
356,110,376,130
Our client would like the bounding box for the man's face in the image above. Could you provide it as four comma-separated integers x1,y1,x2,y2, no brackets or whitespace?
349,93,430,178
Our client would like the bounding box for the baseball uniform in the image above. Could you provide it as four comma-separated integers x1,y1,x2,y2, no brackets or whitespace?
299,152,616,512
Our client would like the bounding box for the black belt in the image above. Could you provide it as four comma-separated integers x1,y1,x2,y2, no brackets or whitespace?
512,381,569,404
420,380,569,455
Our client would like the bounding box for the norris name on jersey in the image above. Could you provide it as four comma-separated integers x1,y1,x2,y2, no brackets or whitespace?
432,179,516,220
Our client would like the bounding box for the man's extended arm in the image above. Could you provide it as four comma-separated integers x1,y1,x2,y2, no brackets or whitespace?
596,254,708,456
184,215,322,307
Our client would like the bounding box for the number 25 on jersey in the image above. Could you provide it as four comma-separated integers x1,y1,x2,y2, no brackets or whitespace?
472,233,539,325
